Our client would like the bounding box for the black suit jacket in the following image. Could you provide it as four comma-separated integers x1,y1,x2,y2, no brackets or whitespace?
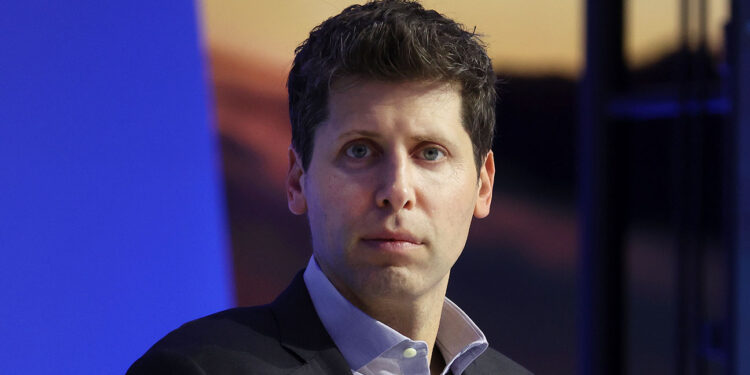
127,272,531,374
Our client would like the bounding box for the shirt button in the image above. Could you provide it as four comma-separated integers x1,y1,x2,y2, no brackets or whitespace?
402,347,418,358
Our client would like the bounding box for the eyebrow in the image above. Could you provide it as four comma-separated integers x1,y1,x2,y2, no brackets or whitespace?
336,129,381,141
411,134,455,147
337,129,458,149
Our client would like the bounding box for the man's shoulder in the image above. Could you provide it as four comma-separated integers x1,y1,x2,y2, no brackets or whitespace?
127,305,301,375
154,305,281,351
469,346,533,375
127,272,351,375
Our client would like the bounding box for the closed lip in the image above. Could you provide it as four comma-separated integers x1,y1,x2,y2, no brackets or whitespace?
361,231,422,244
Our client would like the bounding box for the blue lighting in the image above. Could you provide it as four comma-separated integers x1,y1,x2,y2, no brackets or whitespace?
0,1,232,374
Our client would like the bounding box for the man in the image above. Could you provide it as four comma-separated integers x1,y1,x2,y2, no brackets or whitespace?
128,1,530,374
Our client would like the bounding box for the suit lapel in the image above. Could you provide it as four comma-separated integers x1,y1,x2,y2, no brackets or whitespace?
287,347,353,375
270,271,352,375
463,361,481,375
461,349,533,375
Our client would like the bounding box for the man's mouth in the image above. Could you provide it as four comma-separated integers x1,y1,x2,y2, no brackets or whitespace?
360,231,423,250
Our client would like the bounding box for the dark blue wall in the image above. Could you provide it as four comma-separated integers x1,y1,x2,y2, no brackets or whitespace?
0,2,231,373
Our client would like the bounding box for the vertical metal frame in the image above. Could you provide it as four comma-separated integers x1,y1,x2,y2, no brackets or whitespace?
578,0,626,374
581,0,746,373
730,0,750,373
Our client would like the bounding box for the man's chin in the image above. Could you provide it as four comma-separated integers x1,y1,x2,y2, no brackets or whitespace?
352,265,433,300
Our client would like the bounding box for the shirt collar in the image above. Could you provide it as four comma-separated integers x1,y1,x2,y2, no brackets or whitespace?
303,256,488,374
436,298,489,374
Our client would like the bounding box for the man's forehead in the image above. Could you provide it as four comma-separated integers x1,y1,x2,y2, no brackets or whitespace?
327,80,460,113
314,80,468,152
326,81,460,122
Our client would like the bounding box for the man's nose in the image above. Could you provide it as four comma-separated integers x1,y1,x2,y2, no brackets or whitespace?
374,153,415,211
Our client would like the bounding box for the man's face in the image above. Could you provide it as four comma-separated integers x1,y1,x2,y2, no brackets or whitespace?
287,80,494,305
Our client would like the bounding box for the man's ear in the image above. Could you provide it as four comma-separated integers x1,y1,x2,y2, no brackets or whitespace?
474,150,495,218
286,147,307,215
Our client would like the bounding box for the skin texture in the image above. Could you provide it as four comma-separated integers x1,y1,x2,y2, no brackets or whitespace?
286,80,495,370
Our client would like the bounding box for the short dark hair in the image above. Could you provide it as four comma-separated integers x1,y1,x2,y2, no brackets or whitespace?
287,0,496,172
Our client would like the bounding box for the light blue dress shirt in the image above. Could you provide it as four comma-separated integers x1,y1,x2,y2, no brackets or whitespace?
303,257,489,375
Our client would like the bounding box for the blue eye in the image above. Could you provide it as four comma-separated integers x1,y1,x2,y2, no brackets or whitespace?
421,147,445,161
345,143,371,159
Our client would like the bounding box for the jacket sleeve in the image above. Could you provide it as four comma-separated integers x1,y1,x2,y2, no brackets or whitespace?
126,349,207,375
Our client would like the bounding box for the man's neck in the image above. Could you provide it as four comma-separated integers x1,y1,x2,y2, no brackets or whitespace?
430,348,447,375
347,275,450,367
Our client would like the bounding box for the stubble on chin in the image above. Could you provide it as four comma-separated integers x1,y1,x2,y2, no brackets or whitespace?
349,264,442,302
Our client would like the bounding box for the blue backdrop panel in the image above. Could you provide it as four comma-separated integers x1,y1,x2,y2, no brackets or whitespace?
0,2,232,374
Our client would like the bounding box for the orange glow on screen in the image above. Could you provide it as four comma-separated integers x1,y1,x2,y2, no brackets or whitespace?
200,0,728,77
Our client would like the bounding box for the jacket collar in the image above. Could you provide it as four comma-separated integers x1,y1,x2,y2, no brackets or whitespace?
267,270,529,375
270,271,352,374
